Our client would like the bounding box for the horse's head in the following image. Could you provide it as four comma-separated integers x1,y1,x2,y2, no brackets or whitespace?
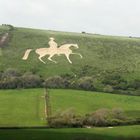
73,44,79,49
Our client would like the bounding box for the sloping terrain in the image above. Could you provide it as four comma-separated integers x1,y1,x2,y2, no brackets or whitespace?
0,26,140,95
0,26,140,79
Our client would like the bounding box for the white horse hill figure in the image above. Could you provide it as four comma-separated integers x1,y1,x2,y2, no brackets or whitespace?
22,37,83,64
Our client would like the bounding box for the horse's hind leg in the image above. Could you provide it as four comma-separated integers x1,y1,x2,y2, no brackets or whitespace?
48,54,57,63
38,55,46,64
65,54,72,64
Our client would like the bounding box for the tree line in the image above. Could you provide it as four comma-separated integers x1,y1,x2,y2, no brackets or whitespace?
0,68,139,96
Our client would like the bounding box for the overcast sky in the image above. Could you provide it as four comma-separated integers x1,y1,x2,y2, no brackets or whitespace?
0,0,140,36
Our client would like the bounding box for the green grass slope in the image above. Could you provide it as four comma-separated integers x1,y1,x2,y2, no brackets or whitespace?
0,26,140,80
0,89,139,127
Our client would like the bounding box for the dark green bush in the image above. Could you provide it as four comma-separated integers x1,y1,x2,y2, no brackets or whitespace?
128,79,140,90
45,76,70,89
48,108,137,128
2,68,21,78
77,77,95,91
83,108,110,126
83,108,127,127
21,72,42,88
48,109,83,128
0,77,21,89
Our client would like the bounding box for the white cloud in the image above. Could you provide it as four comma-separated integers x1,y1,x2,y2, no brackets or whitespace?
0,0,140,36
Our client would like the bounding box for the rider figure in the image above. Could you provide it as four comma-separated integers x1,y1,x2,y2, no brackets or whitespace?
48,37,60,55
48,37,58,49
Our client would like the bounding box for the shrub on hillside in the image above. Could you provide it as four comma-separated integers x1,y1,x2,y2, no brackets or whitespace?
83,108,110,126
44,76,70,89
111,108,125,120
128,79,140,90
2,68,21,78
77,77,95,91
21,72,42,88
83,108,126,127
102,73,129,94
103,85,114,93
72,65,96,77
48,108,132,128
0,77,21,89
48,108,83,128
0,69,22,89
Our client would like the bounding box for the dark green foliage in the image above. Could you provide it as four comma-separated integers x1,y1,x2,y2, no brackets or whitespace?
21,72,43,88
48,108,139,128
77,77,95,91
83,108,138,127
0,68,139,95
44,76,70,89
2,68,21,78
128,79,140,90
0,69,42,89
74,65,96,77
48,108,83,128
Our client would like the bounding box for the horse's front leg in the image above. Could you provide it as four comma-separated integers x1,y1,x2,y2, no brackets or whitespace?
65,53,72,64
48,54,57,63
38,55,46,64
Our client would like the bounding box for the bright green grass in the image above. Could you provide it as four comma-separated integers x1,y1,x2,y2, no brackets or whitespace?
0,27,140,80
0,89,139,127
0,89,46,127
50,89,140,118
0,125,139,140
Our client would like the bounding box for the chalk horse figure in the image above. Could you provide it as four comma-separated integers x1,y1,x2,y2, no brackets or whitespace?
22,37,83,64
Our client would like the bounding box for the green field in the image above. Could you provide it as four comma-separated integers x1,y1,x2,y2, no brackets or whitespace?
0,89,140,127
0,125,140,140
0,89,45,127
50,89,140,119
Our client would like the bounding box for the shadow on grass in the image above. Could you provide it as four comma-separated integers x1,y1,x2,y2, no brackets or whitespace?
0,128,139,140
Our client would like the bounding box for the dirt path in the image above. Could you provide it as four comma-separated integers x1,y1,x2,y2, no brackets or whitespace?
0,33,9,56
0,33,9,47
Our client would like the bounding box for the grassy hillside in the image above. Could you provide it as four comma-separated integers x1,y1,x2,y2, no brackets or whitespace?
0,26,140,80
0,126,140,140
0,89,139,127
0,26,140,95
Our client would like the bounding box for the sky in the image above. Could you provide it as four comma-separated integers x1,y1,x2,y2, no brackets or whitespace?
0,0,140,37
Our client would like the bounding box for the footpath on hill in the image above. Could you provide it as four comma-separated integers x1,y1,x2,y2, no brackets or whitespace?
0,32,9,56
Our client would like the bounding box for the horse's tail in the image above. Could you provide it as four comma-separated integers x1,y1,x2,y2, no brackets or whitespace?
22,49,33,60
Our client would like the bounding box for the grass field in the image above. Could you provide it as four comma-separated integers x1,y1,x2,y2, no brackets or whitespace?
0,26,140,80
0,125,140,140
0,88,140,127
50,89,140,118
0,89,45,127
